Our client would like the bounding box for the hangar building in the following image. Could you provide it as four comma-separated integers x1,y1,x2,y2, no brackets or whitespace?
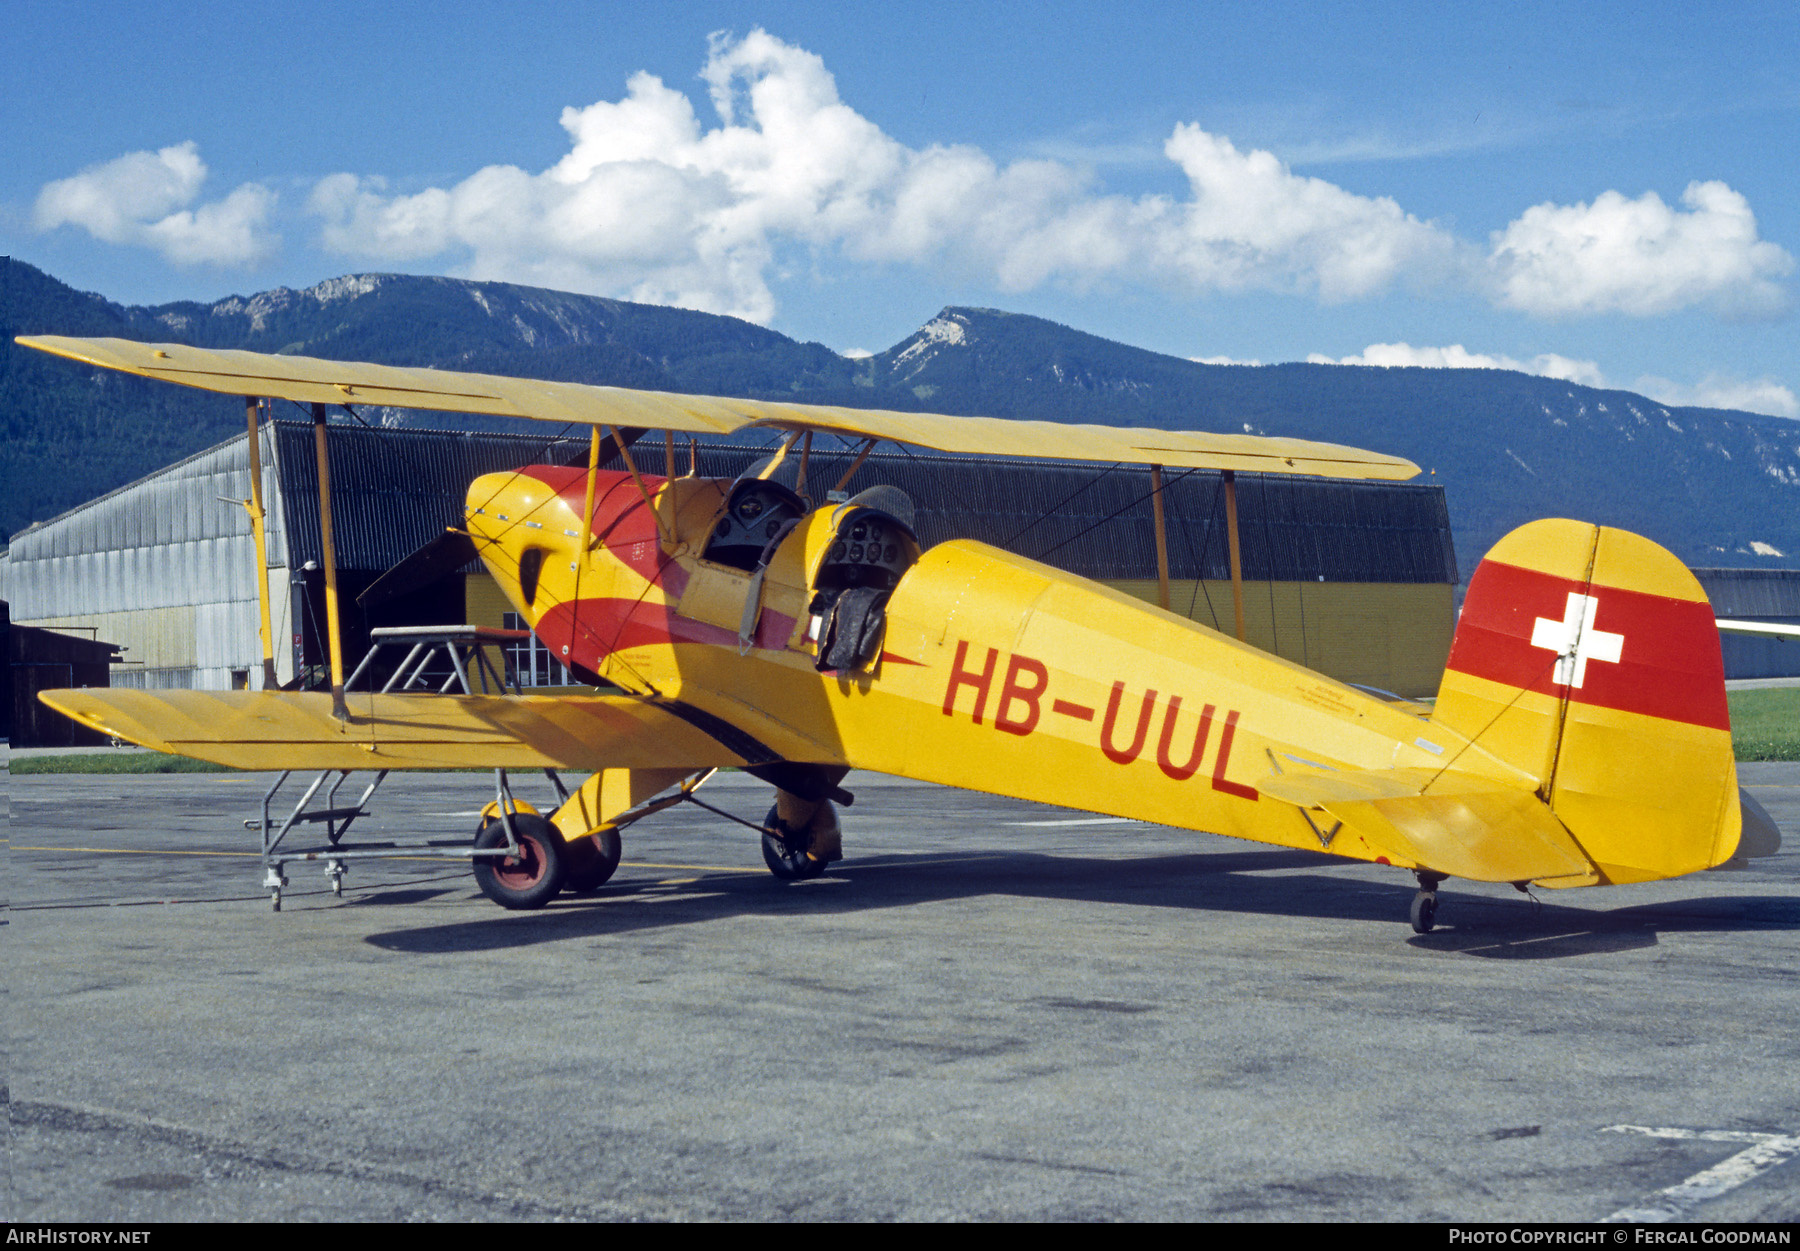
1694,568,1800,679
1,420,1461,698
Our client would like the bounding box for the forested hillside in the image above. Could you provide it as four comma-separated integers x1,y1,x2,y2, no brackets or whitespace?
6,258,1797,571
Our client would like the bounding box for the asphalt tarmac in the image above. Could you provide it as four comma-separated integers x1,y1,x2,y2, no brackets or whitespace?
5,763,1798,1222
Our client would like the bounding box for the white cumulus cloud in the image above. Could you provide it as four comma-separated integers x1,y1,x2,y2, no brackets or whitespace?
1303,342,1798,419
1488,181,1793,318
1633,374,1799,419
1307,342,1606,387
33,141,277,267
39,35,1793,327
1159,126,1457,300
304,30,1463,321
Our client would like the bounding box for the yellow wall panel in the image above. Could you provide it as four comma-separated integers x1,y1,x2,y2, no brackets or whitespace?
25,606,199,673
1104,580,1452,696
463,573,513,631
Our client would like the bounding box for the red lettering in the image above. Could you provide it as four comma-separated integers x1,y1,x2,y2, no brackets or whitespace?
1051,699,1095,721
1101,681,1157,764
1156,697,1215,782
1210,710,1259,800
943,640,998,723
995,655,1049,736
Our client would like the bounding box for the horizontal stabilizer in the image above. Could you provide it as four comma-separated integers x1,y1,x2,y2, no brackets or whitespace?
38,688,749,773
1261,767,1596,884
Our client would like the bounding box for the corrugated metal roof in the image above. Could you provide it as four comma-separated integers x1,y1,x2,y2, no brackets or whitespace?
8,434,277,562
5,433,283,619
269,425,1457,583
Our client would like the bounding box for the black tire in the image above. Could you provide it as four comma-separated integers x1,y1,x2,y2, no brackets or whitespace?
761,805,826,881
564,828,623,894
472,815,566,910
1410,891,1438,934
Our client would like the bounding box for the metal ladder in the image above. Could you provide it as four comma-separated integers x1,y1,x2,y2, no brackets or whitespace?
248,625,567,910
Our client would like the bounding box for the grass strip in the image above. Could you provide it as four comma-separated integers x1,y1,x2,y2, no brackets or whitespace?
9,751,235,775
1729,687,1800,761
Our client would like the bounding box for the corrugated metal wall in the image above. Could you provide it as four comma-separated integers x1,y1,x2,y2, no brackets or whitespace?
683,443,1458,584
266,426,1458,584
273,420,589,572
7,420,1459,696
1695,568,1800,679
5,428,290,690
285,426,1458,695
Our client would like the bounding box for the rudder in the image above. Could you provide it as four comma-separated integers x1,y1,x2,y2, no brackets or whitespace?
1431,519,1740,884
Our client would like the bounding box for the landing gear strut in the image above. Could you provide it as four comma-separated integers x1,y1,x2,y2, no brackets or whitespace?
1410,872,1445,933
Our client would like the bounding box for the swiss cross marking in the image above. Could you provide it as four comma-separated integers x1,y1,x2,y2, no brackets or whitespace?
1530,592,1624,688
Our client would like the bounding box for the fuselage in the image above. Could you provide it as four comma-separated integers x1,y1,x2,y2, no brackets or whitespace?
465,465,1532,865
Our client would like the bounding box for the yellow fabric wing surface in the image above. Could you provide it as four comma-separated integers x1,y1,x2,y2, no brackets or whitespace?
1260,767,1596,884
17,335,1418,480
38,688,748,773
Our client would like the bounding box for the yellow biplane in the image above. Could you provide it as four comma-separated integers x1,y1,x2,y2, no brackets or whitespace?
19,334,1765,932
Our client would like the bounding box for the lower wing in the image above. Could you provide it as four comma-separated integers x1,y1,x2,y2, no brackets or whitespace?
38,688,750,773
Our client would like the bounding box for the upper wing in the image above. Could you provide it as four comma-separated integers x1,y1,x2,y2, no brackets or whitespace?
16,335,752,436
38,687,752,773
1260,766,1598,885
738,406,1417,478
16,334,1418,480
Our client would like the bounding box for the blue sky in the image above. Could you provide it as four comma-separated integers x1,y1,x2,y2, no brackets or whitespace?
5,1,1797,414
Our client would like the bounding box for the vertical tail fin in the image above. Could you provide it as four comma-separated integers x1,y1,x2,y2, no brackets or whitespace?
1431,519,1740,884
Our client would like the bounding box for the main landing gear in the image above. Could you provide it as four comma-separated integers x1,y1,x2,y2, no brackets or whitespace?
760,799,843,882
472,813,566,910
1410,871,1446,933
471,814,623,910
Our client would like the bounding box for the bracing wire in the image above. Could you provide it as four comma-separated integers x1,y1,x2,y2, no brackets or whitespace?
1034,468,1200,565
1000,462,1124,549
1420,648,1566,795
1178,473,1226,631
1259,475,1282,657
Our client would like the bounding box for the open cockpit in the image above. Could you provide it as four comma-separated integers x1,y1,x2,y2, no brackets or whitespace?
804,485,921,672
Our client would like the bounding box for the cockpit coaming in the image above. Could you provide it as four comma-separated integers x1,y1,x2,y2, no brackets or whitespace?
464,463,923,695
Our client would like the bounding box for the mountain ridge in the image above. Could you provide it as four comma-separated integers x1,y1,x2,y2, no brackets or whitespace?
4,257,1796,571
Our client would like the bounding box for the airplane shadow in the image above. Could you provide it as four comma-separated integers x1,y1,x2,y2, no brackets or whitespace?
362,846,1800,960
1404,892,1800,959
350,888,460,907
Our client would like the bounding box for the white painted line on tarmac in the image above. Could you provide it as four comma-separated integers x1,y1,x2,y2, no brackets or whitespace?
1602,1124,1800,1222
1008,817,1141,827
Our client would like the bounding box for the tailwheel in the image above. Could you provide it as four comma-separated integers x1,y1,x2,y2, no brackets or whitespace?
761,805,828,882
472,814,566,910
1409,891,1438,934
1410,871,1445,934
563,827,623,895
